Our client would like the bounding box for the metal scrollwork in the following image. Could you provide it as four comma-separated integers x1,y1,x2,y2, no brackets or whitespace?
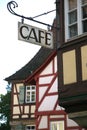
7,1,19,16
7,1,56,29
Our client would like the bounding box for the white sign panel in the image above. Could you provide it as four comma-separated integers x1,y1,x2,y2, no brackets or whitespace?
18,22,53,49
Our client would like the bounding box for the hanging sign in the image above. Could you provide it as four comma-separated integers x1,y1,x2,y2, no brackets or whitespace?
18,22,53,49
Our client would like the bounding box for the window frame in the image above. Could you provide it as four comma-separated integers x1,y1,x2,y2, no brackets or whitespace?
25,85,36,103
64,0,87,41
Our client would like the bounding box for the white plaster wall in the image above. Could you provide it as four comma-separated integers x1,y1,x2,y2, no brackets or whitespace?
38,116,48,129
38,95,58,111
39,75,54,84
24,106,29,113
39,86,47,102
50,115,64,119
49,78,58,93
13,106,20,114
13,95,18,105
31,105,35,113
40,61,53,75
67,116,78,127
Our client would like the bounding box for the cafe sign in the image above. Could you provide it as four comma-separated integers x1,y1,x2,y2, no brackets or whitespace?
18,22,53,49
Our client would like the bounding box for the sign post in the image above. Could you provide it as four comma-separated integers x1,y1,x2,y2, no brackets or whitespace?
18,22,53,49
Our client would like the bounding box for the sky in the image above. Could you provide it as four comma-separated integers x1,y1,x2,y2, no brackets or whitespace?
0,0,55,94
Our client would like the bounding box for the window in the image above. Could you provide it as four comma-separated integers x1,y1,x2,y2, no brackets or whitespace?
50,121,64,130
26,85,36,103
26,125,35,130
65,0,87,40
82,0,87,32
68,0,77,38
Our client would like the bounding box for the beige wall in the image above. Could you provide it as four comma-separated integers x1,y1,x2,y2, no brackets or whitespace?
63,50,77,85
81,45,87,81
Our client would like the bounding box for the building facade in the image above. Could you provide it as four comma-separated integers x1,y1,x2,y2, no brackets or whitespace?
5,46,86,130
56,0,87,128
5,0,87,127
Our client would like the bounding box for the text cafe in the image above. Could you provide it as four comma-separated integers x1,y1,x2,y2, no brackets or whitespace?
18,22,53,49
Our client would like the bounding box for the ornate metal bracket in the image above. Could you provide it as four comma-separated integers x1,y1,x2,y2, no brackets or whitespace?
7,1,56,29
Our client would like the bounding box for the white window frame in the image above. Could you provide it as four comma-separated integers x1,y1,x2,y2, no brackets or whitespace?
64,0,87,41
26,85,36,103
50,121,64,130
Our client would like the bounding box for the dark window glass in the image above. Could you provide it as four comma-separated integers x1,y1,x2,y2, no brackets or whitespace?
69,24,78,37
27,125,35,130
83,20,87,32
69,10,77,24
82,0,87,4
82,5,87,18
69,0,77,10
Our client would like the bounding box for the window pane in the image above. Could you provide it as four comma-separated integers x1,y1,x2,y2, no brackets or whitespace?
32,92,35,101
26,125,35,130
52,124,57,130
83,20,87,32
32,126,35,129
82,5,87,18
26,85,36,103
51,121,64,130
27,86,30,90
59,122,64,130
82,0,87,4
32,86,35,90
69,0,77,10
69,24,77,37
69,10,77,24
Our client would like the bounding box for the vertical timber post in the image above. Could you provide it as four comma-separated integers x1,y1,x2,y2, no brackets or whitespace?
56,0,60,49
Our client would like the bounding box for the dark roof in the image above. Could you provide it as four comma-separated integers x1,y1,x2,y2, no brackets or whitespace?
5,47,55,82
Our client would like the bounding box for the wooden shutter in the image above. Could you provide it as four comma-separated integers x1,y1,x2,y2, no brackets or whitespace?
19,86,25,104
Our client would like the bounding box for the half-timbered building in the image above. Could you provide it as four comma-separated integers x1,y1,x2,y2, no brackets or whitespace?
5,0,87,127
5,47,54,130
29,51,85,130
5,46,86,129
56,0,87,128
